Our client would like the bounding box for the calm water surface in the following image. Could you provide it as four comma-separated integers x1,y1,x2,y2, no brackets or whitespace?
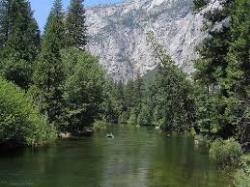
0,126,233,187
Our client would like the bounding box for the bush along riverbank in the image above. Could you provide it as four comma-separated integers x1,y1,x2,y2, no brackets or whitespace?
0,78,57,148
194,136,250,186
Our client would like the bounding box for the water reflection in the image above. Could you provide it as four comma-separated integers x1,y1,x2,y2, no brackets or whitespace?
0,126,232,187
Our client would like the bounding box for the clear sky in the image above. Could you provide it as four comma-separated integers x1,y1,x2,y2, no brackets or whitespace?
30,0,123,31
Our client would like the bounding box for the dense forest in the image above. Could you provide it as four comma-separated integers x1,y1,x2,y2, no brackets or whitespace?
0,0,249,185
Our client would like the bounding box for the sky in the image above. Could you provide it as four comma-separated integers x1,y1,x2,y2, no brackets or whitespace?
29,0,123,31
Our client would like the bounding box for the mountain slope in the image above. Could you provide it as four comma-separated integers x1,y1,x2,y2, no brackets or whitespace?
86,0,204,82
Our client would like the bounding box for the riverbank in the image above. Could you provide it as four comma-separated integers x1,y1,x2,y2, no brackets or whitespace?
234,153,250,187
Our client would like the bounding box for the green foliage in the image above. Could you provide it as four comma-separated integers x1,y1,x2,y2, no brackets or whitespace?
127,112,137,125
0,0,10,48
152,58,195,132
193,0,208,11
63,49,105,132
209,138,242,169
0,78,56,146
93,120,108,131
0,0,40,89
137,104,152,126
225,0,250,144
234,168,250,187
234,154,250,187
145,32,195,132
65,0,87,48
0,58,33,89
101,81,127,124
193,0,250,144
33,0,65,128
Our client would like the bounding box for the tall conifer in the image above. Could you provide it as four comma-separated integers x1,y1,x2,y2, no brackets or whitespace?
33,0,65,127
0,0,40,89
65,0,87,48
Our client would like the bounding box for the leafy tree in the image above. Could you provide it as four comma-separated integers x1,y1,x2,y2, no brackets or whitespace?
0,78,56,146
63,49,105,132
33,0,65,128
65,0,87,48
0,0,40,89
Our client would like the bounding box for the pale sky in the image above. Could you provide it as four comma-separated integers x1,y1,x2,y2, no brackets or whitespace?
29,0,123,31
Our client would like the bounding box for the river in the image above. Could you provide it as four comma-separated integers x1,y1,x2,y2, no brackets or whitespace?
0,126,233,187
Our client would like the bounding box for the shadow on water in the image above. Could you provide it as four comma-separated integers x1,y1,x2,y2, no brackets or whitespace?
0,126,233,187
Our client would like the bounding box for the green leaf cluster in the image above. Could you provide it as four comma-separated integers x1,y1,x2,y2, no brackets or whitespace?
0,78,56,146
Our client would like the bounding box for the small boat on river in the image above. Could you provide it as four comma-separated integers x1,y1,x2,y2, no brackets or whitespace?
106,133,114,139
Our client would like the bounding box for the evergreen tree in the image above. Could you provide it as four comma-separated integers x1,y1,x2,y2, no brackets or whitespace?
193,0,235,138
33,0,65,128
0,0,40,89
124,80,135,112
133,73,144,114
65,0,87,48
153,56,194,132
101,80,120,123
193,0,208,11
0,0,10,48
225,0,250,143
194,0,249,143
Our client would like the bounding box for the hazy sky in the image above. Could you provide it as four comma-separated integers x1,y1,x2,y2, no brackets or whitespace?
30,0,123,31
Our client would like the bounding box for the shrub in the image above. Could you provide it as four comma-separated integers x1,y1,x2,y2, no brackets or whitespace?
137,105,152,126
0,78,57,146
93,120,108,131
127,113,137,126
234,165,250,187
209,138,242,169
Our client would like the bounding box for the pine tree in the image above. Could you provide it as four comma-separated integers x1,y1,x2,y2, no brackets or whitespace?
65,0,87,48
33,0,65,127
133,73,144,113
225,0,250,143
194,0,250,142
0,0,10,48
193,0,235,138
0,0,40,89
146,32,195,131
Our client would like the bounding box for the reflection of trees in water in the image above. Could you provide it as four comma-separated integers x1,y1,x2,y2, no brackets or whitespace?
147,136,232,187
0,139,105,187
100,127,158,187
0,127,233,187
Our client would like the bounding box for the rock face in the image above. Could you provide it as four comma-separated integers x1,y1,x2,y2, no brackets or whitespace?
86,0,204,82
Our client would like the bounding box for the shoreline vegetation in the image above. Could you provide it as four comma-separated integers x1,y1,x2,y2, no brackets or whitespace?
0,0,249,186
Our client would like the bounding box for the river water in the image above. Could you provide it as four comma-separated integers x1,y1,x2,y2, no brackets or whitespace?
0,126,233,187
